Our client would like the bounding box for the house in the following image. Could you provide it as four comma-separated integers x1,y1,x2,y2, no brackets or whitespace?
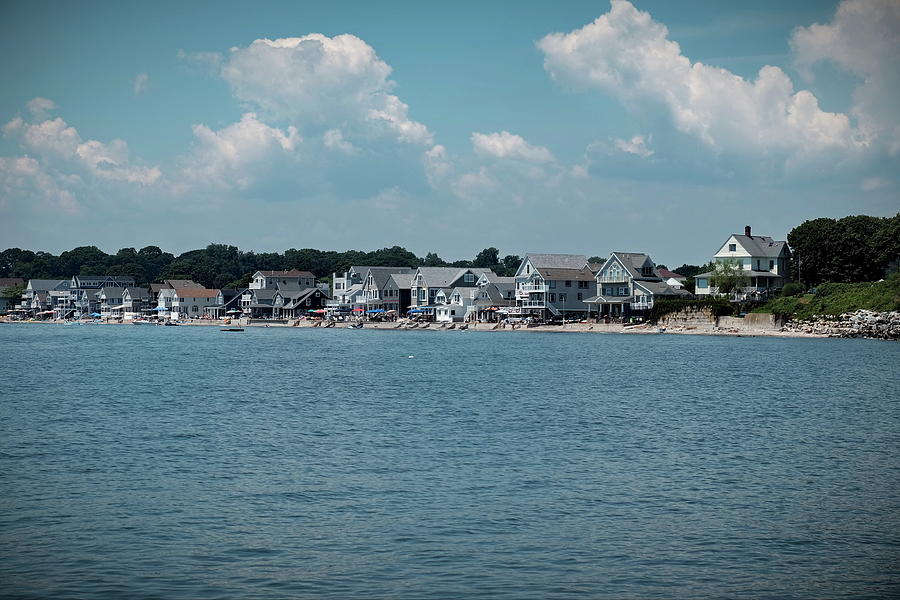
513,254,596,320
206,288,244,319
98,286,125,317
149,279,203,302
71,275,134,290
409,266,493,319
586,252,691,319
469,273,516,322
359,267,415,317
657,268,688,290
172,288,221,319
273,286,329,318
22,279,70,316
694,226,791,299
250,269,315,289
120,287,151,318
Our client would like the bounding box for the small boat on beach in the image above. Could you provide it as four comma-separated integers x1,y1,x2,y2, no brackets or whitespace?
348,322,363,329
221,327,244,332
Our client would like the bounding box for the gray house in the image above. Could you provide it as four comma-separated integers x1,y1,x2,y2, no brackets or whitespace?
513,254,596,320
586,252,691,319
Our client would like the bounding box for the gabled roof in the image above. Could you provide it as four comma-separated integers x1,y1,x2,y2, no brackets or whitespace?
174,288,220,299
365,267,414,289
256,269,315,278
99,286,124,300
633,280,692,297
27,279,67,291
535,267,596,281
123,287,150,300
727,234,789,258
604,252,661,281
389,274,412,290
525,253,588,270
165,279,204,288
657,268,687,280
413,267,488,288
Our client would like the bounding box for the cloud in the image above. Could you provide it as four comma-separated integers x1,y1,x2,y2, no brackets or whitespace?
323,129,358,155
537,0,864,164
26,97,56,120
3,102,161,185
791,0,900,155
860,177,889,192
133,73,150,96
471,131,555,162
0,155,80,215
220,33,432,144
614,135,653,158
179,112,301,192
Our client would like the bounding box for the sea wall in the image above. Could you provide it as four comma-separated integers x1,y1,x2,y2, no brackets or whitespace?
658,307,717,330
784,310,900,340
660,309,785,332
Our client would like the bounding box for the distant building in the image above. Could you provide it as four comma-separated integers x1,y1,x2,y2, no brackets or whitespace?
513,254,595,320
586,252,690,319
694,226,791,300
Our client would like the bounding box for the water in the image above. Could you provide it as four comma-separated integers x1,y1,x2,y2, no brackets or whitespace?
1,324,898,599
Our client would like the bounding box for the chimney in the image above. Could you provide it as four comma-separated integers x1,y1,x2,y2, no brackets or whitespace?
744,225,751,237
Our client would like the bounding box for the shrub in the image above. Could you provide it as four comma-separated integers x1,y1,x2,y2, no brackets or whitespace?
780,282,804,297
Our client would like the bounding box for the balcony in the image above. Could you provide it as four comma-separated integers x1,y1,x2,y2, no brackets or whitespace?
518,299,546,308
516,283,547,297
598,274,628,283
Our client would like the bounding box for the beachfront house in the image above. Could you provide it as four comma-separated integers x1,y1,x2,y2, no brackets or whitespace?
513,254,595,321
409,267,492,319
359,267,414,318
206,288,244,319
250,269,316,290
172,288,221,319
694,226,791,300
149,279,203,303
586,252,691,319
120,287,151,319
98,286,125,318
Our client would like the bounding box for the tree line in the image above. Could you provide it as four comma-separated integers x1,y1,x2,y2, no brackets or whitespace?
0,244,523,289
2,213,897,290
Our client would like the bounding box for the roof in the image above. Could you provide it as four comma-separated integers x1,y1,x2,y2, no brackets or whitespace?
0,278,24,288
389,274,412,290
727,234,789,258
525,253,588,270
657,268,687,280
27,279,67,291
633,280,692,297
123,287,150,300
414,267,491,288
605,252,661,281
365,267,414,289
174,288,220,299
165,279,204,288
535,267,596,281
99,286,124,299
257,269,315,278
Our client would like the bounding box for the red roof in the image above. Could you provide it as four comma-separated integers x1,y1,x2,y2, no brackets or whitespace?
657,268,686,279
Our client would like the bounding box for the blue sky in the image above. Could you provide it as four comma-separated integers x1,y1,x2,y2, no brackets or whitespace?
1,0,897,266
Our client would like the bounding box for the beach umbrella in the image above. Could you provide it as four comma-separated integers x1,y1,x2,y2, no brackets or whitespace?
313,309,327,313
90,312,102,317
226,308,242,314
152,306,167,312
366,309,385,313
353,308,364,312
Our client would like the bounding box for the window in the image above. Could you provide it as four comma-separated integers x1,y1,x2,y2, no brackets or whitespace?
618,287,627,295
526,265,530,274
769,260,774,271
559,293,567,302
464,273,474,283
697,278,708,289
578,281,589,289
565,280,572,287
549,293,556,302
728,244,736,252
549,280,556,289
577,293,583,301
192,305,198,313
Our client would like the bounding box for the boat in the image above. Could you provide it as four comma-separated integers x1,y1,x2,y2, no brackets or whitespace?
164,321,180,326
348,322,363,329
132,319,152,325
221,327,244,332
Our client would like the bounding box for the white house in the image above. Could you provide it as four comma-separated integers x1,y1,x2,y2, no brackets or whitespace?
172,288,221,319
694,226,791,299
513,254,596,320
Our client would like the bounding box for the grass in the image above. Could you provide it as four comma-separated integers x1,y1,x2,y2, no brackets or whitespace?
753,276,900,320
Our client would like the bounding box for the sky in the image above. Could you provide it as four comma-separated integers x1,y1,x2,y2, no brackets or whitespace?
1,0,898,266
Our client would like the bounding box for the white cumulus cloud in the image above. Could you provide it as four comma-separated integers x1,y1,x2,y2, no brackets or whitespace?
791,0,900,155
220,33,432,145
471,131,554,162
614,135,653,158
537,0,864,162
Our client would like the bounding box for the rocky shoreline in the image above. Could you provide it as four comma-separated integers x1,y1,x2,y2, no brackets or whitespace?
782,310,900,340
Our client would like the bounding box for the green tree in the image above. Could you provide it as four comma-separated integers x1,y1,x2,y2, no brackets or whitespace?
421,252,446,267
710,259,747,295
1,283,25,307
473,247,500,268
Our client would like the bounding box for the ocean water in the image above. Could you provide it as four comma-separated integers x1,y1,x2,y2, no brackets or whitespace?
1,323,898,599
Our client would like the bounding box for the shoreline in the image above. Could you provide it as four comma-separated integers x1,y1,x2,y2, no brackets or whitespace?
1,317,831,339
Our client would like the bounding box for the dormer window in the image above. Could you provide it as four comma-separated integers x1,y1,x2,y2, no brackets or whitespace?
728,244,737,252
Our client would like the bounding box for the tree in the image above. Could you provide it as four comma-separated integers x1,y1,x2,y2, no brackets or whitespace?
1,283,25,307
473,247,500,268
422,252,446,267
587,256,605,264
501,254,522,276
710,259,747,295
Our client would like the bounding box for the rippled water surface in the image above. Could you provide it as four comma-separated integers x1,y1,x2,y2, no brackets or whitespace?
1,323,899,599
